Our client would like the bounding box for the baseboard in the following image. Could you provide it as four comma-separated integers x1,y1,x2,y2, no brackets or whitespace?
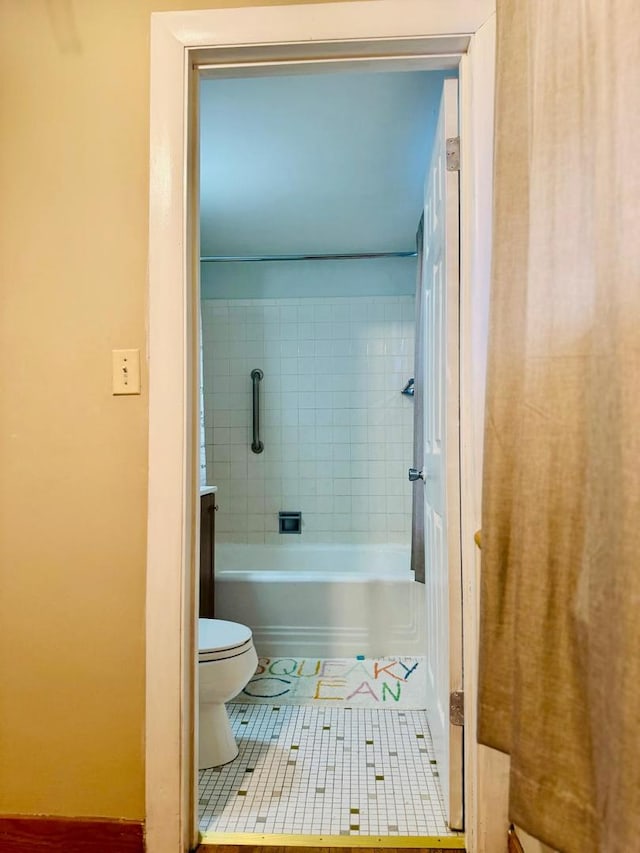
0,815,144,852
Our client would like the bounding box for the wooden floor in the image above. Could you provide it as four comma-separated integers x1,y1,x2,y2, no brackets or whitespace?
508,829,525,853
200,847,464,853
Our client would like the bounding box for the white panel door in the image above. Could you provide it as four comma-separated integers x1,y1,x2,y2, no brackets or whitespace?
422,78,463,829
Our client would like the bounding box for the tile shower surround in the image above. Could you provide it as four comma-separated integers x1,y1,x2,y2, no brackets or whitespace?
201,296,415,545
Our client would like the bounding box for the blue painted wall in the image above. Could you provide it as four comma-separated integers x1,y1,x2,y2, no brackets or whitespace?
200,70,452,260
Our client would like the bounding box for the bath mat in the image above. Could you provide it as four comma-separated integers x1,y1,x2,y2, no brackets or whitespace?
230,656,426,709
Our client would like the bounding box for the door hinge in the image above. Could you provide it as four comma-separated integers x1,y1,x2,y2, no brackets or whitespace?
450,690,464,726
446,137,460,171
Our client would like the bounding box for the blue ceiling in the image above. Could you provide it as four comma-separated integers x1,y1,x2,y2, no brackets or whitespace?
199,70,449,257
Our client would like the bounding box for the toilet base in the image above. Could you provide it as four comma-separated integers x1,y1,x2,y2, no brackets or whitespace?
199,702,238,769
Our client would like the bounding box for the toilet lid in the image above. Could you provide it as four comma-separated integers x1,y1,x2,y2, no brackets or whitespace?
198,618,253,654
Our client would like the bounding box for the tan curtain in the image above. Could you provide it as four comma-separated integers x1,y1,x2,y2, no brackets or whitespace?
479,3,640,852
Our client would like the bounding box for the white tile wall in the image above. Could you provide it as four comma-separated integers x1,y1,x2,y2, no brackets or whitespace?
201,296,414,545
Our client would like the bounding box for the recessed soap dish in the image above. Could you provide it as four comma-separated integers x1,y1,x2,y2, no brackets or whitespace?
279,511,302,534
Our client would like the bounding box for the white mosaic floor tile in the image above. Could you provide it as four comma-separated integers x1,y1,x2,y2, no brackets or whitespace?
198,703,456,837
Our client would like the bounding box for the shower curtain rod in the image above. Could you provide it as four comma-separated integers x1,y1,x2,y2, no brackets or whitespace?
200,250,417,263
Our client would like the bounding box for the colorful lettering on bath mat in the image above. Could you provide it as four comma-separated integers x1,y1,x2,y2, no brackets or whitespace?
231,657,426,710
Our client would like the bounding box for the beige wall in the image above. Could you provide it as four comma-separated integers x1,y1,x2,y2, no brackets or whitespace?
0,0,340,821
517,827,557,853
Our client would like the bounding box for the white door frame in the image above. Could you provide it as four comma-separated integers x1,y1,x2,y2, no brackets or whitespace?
146,3,499,852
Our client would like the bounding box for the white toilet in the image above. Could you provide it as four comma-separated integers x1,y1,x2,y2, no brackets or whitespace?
198,618,258,769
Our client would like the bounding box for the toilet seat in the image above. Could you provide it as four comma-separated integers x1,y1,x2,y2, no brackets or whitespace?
198,618,254,663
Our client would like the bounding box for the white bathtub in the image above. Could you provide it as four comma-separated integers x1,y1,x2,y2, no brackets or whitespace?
214,543,425,658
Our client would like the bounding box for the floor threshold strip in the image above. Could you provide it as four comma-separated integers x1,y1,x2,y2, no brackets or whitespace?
199,832,466,849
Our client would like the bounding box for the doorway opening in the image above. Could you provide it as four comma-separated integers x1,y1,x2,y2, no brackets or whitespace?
145,7,496,852
197,67,462,846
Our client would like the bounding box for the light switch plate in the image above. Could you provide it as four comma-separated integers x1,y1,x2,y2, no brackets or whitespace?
112,349,141,395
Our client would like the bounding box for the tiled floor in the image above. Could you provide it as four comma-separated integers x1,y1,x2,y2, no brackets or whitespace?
198,703,455,837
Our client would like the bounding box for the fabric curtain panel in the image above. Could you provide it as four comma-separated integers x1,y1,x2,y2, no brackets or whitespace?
410,217,425,584
479,2,640,852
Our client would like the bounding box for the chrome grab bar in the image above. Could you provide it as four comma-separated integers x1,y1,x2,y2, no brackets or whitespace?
251,369,264,454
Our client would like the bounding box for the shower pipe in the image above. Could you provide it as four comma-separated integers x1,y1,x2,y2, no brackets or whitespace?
401,377,415,396
200,250,417,263
251,368,264,454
